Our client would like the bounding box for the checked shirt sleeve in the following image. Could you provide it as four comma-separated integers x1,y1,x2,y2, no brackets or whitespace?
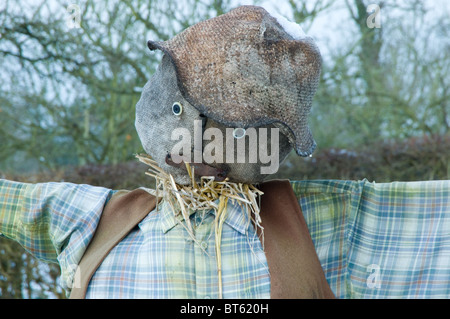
0,179,113,270
291,179,450,299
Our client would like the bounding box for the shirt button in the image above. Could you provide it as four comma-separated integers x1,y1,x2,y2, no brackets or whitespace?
204,295,211,299
201,242,208,249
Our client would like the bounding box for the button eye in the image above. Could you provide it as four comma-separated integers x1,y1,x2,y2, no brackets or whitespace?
172,102,183,116
233,128,246,139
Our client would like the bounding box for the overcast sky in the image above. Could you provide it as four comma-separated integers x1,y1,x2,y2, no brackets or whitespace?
6,0,448,50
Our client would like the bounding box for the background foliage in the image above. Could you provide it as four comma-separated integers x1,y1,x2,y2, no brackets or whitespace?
0,0,448,298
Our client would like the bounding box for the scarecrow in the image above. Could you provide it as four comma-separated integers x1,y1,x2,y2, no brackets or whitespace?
2,5,449,299
0,6,332,299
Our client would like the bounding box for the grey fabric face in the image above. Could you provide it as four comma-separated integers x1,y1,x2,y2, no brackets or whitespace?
136,55,200,185
201,119,292,184
135,55,292,185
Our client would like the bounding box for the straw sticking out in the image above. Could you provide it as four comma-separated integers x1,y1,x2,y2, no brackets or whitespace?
136,154,265,298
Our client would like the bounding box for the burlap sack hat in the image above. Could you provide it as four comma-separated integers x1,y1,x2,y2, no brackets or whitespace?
147,5,322,156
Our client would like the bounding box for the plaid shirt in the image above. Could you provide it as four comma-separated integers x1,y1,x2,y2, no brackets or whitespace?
1,178,450,298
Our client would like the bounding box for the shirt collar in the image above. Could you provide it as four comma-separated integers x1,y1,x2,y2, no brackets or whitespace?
159,197,252,236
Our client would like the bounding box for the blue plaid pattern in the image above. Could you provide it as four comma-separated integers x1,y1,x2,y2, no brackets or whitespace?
292,179,450,298
0,179,270,298
84,199,270,298
0,180,112,291
1,178,450,298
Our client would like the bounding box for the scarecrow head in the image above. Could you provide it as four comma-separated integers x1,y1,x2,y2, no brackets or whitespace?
135,5,322,185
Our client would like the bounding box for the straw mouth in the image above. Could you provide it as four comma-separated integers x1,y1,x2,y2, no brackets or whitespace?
136,153,266,298
165,153,229,182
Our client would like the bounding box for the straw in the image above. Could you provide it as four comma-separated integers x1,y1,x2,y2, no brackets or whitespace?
135,154,265,298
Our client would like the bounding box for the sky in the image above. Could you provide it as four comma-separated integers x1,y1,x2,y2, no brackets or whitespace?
6,0,449,56
246,0,450,58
